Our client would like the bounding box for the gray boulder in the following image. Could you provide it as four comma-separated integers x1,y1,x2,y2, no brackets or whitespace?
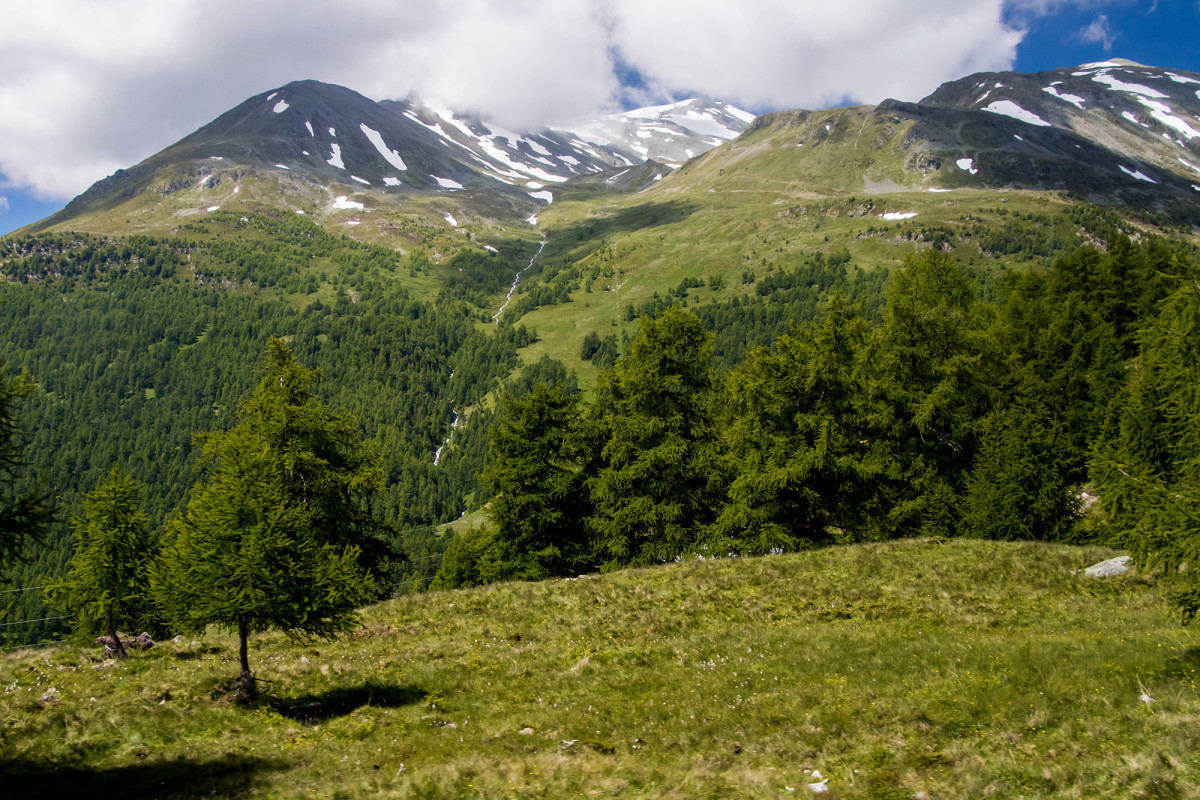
1085,556,1131,578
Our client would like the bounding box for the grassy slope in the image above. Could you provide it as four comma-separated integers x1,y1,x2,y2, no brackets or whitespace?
26,162,544,283
511,104,1144,384
3,539,1198,799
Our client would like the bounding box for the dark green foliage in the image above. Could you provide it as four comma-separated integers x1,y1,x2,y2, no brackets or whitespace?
0,220,523,642
580,332,619,369
428,525,495,590
877,251,999,536
961,404,1080,542
157,429,375,696
509,356,578,398
432,365,593,589
474,385,593,583
157,341,381,695
230,338,389,577
714,297,899,551
44,469,159,653
0,362,52,571
1092,259,1200,621
588,308,727,568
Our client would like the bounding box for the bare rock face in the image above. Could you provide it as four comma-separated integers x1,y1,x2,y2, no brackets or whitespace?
1085,555,1132,578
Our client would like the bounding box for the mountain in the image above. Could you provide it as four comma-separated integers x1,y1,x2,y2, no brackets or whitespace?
31,81,753,235
663,59,1200,218
4,59,1200,645
921,59,1200,190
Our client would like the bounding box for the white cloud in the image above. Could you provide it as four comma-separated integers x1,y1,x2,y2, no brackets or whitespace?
0,0,1077,201
0,196,9,214
607,0,1022,112
1076,14,1117,52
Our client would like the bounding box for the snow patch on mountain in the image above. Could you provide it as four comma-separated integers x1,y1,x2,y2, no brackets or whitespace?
273,99,290,114
432,176,463,190
957,157,978,174
332,195,363,210
1091,72,1167,99
1043,86,1086,109
1123,111,1150,128
305,121,314,137
360,123,408,170
1135,98,1199,139
327,143,345,170
984,100,1050,126
528,190,553,203
1119,165,1157,183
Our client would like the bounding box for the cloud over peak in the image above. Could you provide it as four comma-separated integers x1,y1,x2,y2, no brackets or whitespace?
1,0,1033,200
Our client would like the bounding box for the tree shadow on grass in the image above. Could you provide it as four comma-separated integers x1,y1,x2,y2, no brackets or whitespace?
269,681,425,722
0,754,287,800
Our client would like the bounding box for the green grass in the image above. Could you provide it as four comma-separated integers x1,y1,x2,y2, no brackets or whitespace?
3,539,1198,798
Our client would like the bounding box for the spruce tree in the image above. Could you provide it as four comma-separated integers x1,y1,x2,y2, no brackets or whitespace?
1092,266,1200,621
476,382,594,581
213,337,390,577
714,297,897,549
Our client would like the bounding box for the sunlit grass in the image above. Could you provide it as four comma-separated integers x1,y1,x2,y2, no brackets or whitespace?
3,538,1197,798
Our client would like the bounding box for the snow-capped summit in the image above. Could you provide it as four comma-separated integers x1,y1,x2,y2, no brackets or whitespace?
49,80,754,228
550,98,757,168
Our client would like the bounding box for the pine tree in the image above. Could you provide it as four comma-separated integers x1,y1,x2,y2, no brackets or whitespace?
877,251,998,536
45,469,158,658
714,297,898,550
1092,264,1200,621
477,383,594,581
211,337,390,577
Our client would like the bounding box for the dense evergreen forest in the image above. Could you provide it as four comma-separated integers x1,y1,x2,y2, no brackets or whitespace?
0,215,535,644
434,234,1200,626
2,207,1199,644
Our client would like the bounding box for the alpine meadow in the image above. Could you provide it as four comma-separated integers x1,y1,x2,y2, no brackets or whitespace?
2,44,1200,798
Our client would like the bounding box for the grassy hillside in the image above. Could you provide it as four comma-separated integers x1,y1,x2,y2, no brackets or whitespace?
508,106,1197,383
3,539,1198,799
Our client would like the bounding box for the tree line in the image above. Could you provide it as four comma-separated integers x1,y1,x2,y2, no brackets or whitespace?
435,237,1200,623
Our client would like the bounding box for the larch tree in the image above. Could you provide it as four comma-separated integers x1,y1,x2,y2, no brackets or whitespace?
45,469,158,658
156,339,381,697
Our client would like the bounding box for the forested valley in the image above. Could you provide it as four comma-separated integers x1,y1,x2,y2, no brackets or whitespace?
2,208,1199,645
435,233,1200,627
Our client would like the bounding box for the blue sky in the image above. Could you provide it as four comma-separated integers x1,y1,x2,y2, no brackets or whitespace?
1,0,1198,236
1013,0,1200,76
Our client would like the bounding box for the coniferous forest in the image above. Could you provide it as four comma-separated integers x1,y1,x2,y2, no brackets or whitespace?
2,208,1200,647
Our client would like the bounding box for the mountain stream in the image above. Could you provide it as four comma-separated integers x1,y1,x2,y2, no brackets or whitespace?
493,239,546,322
